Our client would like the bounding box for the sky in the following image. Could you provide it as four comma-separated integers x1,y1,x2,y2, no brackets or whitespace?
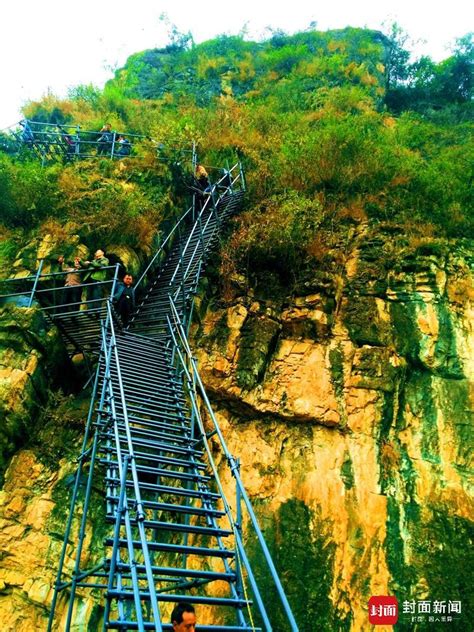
1,0,472,129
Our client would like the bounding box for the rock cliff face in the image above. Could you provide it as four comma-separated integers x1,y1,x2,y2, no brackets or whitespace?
0,305,66,479
0,304,80,630
0,230,472,631
192,230,474,630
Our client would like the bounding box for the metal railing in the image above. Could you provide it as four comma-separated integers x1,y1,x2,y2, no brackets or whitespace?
47,298,164,630
2,119,196,166
43,158,296,631
101,302,164,630
0,262,120,314
167,297,298,631
130,161,245,335
133,205,194,294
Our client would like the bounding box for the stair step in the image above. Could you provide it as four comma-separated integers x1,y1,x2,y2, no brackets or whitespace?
106,515,231,538
100,436,200,462
104,462,210,483
106,479,220,501
101,442,203,459
103,431,192,451
107,379,184,400
105,356,174,373
105,539,234,558
106,590,247,607
106,498,224,518
96,412,191,432
105,390,187,412
119,406,189,425
116,563,235,582
113,408,190,425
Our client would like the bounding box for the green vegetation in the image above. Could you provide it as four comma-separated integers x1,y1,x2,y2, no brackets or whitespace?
236,314,280,389
0,26,470,284
0,24,472,631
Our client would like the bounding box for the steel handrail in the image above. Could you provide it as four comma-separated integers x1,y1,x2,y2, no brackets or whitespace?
104,300,163,631
5,119,196,160
133,205,194,293
166,309,271,628
46,335,108,631
168,165,243,309
169,163,242,291
167,297,299,632
1,264,118,284
168,192,214,287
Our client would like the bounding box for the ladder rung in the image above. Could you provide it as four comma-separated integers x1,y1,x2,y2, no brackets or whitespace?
101,442,203,459
100,453,206,471
104,538,234,558
105,479,220,500
106,515,231,538
116,564,235,582
106,589,247,607
107,623,259,631
104,462,210,483
106,497,224,518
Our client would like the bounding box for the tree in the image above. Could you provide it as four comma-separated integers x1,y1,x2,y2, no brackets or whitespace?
382,22,411,91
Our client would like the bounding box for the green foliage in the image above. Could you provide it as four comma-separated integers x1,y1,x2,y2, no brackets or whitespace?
0,230,20,273
68,83,102,109
229,192,325,278
385,31,473,117
0,155,61,227
105,27,386,109
54,160,174,249
0,25,471,285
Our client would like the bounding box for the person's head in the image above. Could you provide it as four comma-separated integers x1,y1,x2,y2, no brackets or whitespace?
196,164,207,177
123,273,133,287
94,249,104,259
171,602,196,632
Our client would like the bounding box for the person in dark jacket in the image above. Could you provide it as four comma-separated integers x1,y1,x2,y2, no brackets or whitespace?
194,164,211,210
113,273,135,325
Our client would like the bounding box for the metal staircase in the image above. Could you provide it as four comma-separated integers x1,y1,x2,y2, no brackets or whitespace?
0,119,193,165
47,165,298,631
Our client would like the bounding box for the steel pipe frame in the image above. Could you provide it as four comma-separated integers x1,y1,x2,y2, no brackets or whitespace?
167,298,298,632
48,174,258,631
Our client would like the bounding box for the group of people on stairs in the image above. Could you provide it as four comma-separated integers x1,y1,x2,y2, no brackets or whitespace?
58,248,135,325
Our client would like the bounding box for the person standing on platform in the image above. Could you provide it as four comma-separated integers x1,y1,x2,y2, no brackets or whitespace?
79,249,109,310
113,273,135,325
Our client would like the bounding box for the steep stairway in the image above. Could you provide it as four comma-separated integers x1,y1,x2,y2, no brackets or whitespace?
45,163,297,631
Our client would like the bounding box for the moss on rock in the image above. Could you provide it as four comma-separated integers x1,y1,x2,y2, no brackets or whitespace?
248,499,342,631
236,314,280,390
0,305,68,482
343,297,391,347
